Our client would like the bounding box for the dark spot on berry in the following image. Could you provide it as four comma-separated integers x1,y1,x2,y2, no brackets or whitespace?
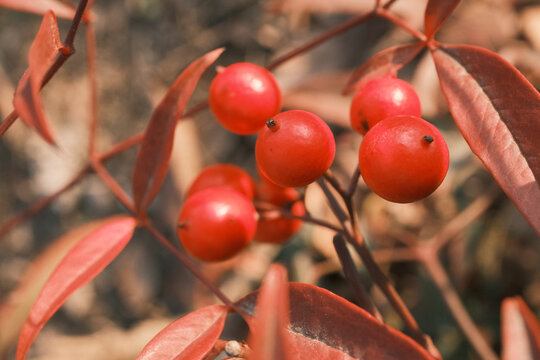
361,120,370,132
423,135,434,143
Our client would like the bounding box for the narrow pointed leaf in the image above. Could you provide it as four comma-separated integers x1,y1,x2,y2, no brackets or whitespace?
501,297,540,360
137,305,228,360
132,48,224,216
424,0,460,39
13,11,64,144
342,42,424,95
15,217,136,360
0,0,76,19
237,283,433,359
432,44,540,236
248,264,292,360
0,217,124,353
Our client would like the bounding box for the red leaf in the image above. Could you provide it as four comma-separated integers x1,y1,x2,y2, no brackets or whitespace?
237,283,433,360
424,0,460,39
342,42,424,95
0,0,76,19
13,11,65,144
432,44,540,236
136,305,228,360
0,217,124,352
132,48,224,216
501,297,540,360
248,264,292,360
15,216,136,360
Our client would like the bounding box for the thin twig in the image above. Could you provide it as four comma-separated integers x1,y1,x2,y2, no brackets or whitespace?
376,8,427,42
0,0,91,138
41,0,90,88
323,170,347,199
333,234,382,321
346,165,361,198
86,22,99,159
419,249,498,360
0,111,18,138
91,159,136,214
0,166,91,238
266,12,375,71
143,221,244,313
256,203,344,234
317,178,430,350
431,185,500,252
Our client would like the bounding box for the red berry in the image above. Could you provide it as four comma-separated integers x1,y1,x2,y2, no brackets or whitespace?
209,62,282,135
350,77,421,135
254,181,305,244
255,110,335,188
359,115,449,203
177,187,257,262
187,164,255,200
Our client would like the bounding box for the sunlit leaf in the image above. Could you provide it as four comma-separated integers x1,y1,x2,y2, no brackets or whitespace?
343,42,424,95
432,44,540,236
424,0,460,39
15,217,137,360
13,11,64,144
501,296,540,360
237,283,433,359
0,217,124,354
248,264,292,360
137,305,228,360
132,48,224,216
0,0,75,19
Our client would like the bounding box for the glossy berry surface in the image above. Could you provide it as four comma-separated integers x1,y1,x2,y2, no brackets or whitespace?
209,62,282,135
350,77,421,135
255,181,305,244
359,115,449,203
177,187,257,262
187,163,255,200
256,110,335,188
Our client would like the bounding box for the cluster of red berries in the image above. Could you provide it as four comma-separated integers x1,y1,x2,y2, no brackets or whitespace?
351,77,449,203
176,62,333,262
177,63,449,262
177,164,305,262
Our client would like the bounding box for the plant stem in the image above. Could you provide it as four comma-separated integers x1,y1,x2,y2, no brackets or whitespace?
86,22,99,159
0,111,18,138
41,0,90,88
419,249,498,360
91,159,136,213
346,165,361,198
256,204,344,234
266,12,375,71
0,0,90,138
0,166,91,238
376,8,427,42
333,234,383,321
143,221,243,313
316,178,430,350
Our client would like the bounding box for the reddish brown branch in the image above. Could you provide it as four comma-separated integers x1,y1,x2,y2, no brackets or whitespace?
85,22,99,159
0,166,91,238
266,11,375,71
143,221,243,313
0,0,91,138
91,159,135,213
333,234,383,321
316,177,432,352
376,8,427,42
0,111,18,138
419,249,498,360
